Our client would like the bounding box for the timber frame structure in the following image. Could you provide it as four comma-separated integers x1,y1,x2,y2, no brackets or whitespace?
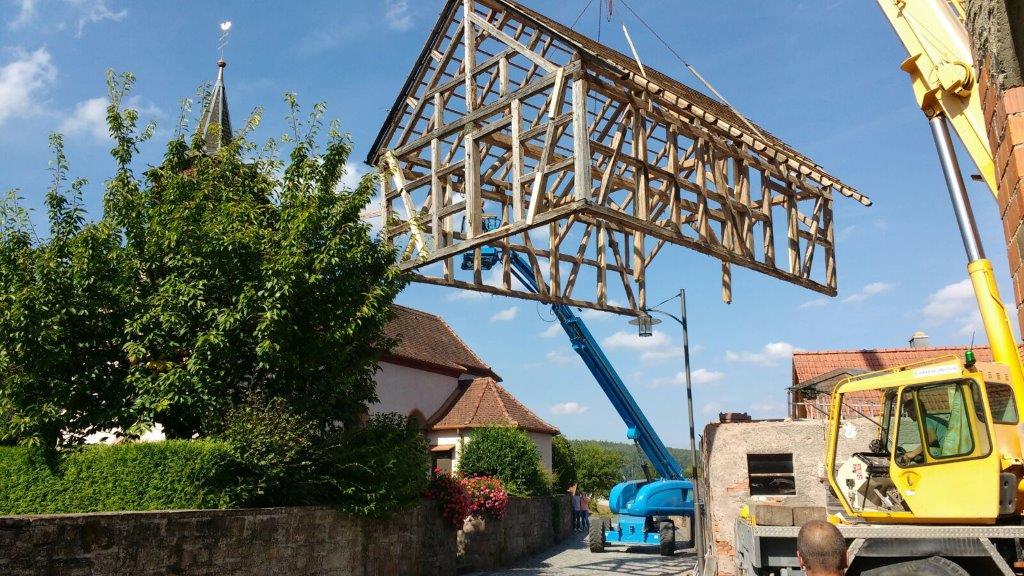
368,0,870,316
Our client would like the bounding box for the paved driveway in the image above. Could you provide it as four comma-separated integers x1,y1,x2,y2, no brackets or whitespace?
466,533,695,576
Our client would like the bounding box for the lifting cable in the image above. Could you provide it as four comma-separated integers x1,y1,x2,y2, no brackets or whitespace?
613,0,771,146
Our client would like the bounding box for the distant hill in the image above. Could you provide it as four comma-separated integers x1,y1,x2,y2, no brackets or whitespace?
572,439,696,480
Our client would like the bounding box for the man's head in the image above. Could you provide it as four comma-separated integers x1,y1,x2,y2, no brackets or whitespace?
797,520,847,575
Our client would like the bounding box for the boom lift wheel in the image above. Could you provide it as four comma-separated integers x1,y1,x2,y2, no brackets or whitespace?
588,521,605,553
659,521,676,556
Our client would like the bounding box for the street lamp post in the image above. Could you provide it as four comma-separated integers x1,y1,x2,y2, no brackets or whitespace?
636,289,704,575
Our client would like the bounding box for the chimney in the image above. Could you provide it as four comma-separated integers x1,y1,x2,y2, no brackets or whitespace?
909,331,930,349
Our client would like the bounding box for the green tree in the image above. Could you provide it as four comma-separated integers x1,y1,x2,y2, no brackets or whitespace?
0,132,136,450
572,441,626,497
0,71,406,446
551,434,577,491
458,426,548,496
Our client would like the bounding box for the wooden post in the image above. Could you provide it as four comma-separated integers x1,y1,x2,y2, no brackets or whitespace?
572,75,592,202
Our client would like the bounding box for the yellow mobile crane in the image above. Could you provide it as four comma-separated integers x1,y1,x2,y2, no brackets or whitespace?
725,1,1024,574
826,0,1024,527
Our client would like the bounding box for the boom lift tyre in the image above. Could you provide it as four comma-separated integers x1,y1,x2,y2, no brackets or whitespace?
589,522,606,553
659,521,676,557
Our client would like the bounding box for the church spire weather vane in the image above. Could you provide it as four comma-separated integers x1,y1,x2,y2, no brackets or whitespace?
218,20,232,63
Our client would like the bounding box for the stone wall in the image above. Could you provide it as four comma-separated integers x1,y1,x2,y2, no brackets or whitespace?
458,495,571,572
0,503,456,576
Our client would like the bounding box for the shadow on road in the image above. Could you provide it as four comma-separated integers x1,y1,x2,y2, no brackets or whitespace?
465,534,695,576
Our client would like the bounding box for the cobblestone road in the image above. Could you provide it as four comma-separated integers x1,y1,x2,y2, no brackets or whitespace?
466,532,695,576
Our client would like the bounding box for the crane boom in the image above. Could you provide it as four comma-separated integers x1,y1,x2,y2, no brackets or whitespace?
505,251,684,481
876,0,996,194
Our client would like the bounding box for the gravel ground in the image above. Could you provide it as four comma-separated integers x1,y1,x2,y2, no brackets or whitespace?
465,531,696,576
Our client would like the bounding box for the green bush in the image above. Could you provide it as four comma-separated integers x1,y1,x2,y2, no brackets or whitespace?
220,394,320,506
0,441,244,515
550,434,577,491
222,395,429,516
318,412,429,517
458,426,547,496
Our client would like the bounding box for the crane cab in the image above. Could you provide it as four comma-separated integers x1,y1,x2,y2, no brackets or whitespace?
826,355,1022,524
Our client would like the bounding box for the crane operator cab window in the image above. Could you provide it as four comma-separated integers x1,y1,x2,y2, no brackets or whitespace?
893,380,990,467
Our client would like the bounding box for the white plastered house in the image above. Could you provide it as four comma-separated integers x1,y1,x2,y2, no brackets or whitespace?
371,305,559,473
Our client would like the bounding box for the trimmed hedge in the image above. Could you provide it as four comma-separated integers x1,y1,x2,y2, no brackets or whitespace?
0,441,245,515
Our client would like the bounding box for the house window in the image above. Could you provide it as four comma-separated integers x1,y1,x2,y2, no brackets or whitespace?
430,446,455,475
747,453,796,496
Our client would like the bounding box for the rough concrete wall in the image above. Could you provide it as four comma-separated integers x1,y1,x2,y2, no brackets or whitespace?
458,495,571,572
967,0,1024,91
968,1,1024,331
0,504,457,576
703,420,873,576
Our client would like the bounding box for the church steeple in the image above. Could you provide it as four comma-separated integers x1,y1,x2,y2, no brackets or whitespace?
197,58,232,154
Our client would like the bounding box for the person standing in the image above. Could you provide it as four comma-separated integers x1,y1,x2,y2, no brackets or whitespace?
579,490,591,531
571,487,582,532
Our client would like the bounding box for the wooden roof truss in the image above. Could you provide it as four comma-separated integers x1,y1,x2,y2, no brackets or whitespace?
368,0,868,316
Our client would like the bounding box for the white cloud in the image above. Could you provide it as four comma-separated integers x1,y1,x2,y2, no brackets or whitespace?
923,279,974,323
843,281,893,303
725,341,799,366
60,95,162,142
340,161,367,190
8,0,36,28
650,368,724,388
800,298,829,309
447,289,488,302
69,0,127,37
550,402,589,415
922,279,988,338
0,47,56,125
385,0,413,31
601,330,670,350
545,350,579,365
490,306,518,322
539,323,562,338
59,96,108,140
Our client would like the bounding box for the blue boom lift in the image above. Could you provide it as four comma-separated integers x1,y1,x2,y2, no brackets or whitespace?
462,222,693,556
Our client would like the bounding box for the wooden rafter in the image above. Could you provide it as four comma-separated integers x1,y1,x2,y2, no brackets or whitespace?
367,0,868,316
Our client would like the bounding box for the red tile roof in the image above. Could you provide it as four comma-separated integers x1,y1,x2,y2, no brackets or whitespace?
792,345,1024,385
384,305,499,380
430,377,559,435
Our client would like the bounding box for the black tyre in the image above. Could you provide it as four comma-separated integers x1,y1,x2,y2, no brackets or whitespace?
862,556,969,576
589,521,605,553
659,521,675,557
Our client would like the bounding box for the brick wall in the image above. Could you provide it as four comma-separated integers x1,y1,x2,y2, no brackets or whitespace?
458,495,572,572
0,504,456,576
967,0,1024,329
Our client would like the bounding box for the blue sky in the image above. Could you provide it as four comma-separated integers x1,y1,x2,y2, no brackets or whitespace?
0,0,1013,447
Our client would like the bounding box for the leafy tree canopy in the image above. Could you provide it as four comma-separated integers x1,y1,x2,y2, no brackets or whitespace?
0,71,406,450
458,426,548,496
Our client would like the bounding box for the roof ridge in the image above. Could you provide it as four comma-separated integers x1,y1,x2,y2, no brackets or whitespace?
465,377,490,426
491,380,558,434
488,379,518,427
435,315,495,375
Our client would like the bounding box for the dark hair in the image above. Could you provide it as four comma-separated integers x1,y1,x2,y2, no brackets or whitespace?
797,520,846,572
